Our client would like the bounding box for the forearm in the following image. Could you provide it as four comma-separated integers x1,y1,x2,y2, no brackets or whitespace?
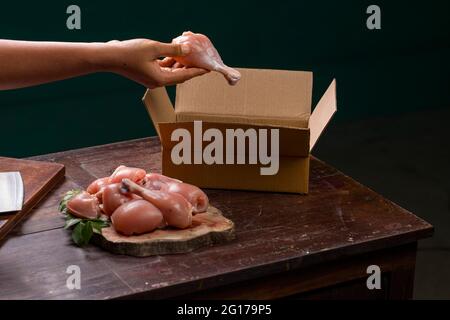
0,38,208,91
0,40,115,90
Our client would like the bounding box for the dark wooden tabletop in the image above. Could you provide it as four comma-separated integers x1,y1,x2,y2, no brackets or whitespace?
0,137,433,299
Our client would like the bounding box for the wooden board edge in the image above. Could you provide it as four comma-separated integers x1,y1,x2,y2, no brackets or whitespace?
92,207,235,257
0,164,65,244
92,225,235,257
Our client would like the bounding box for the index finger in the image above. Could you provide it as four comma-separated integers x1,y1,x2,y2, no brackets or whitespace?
158,57,176,67
160,68,209,85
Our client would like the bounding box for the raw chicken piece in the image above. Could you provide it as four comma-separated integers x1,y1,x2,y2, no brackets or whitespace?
109,165,146,184
121,178,193,229
141,173,182,190
67,191,101,219
143,173,182,184
172,31,241,85
165,182,209,214
111,200,164,236
95,189,105,203
87,177,110,194
102,183,134,216
142,173,209,213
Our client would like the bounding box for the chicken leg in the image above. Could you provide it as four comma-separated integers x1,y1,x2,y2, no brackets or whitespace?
142,173,209,213
109,165,146,184
172,31,241,85
121,178,193,229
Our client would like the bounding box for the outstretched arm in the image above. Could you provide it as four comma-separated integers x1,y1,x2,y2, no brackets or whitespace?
0,39,208,90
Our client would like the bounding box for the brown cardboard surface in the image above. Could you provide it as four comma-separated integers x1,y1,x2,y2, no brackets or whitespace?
175,68,312,128
142,68,336,194
175,113,309,128
309,79,337,151
162,147,310,193
142,87,176,137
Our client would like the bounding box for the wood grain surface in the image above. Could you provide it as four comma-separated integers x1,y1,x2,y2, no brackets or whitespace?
0,157,65,244
0,138,433,299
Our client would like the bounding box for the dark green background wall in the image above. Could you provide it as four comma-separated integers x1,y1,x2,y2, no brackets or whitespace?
1,0,449,157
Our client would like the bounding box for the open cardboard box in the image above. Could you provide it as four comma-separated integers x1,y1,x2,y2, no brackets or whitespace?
143,68,337,193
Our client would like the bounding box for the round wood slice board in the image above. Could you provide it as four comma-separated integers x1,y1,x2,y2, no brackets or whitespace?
92,206,235,257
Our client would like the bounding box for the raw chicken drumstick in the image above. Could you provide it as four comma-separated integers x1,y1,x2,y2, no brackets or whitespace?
142,173,209,213
87,165,147,201
109,165,146,184
165,182,209,213
141,173,181,190
121,178,193,229
172,31,241,85
111,200,164,236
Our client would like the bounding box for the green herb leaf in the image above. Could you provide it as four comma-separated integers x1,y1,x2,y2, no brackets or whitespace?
64,217,81,229
69,218,109,246
91,220,109,234
72,221,93,247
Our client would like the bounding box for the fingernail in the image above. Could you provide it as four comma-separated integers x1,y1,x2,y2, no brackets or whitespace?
181,44,191,55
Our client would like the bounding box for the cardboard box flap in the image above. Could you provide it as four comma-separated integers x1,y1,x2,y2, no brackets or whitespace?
142,87,176,137
309,79,337,151
159,121,310,157
175,68,313,126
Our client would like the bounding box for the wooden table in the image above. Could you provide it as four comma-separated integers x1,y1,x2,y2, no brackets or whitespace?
0,138,433,299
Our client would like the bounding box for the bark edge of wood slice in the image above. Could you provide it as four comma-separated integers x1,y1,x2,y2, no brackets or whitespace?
93,206,235,257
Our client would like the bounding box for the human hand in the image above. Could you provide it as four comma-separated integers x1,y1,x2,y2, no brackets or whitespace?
102,39,209,88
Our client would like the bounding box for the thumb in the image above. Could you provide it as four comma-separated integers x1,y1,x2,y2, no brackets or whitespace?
155,42,190,57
